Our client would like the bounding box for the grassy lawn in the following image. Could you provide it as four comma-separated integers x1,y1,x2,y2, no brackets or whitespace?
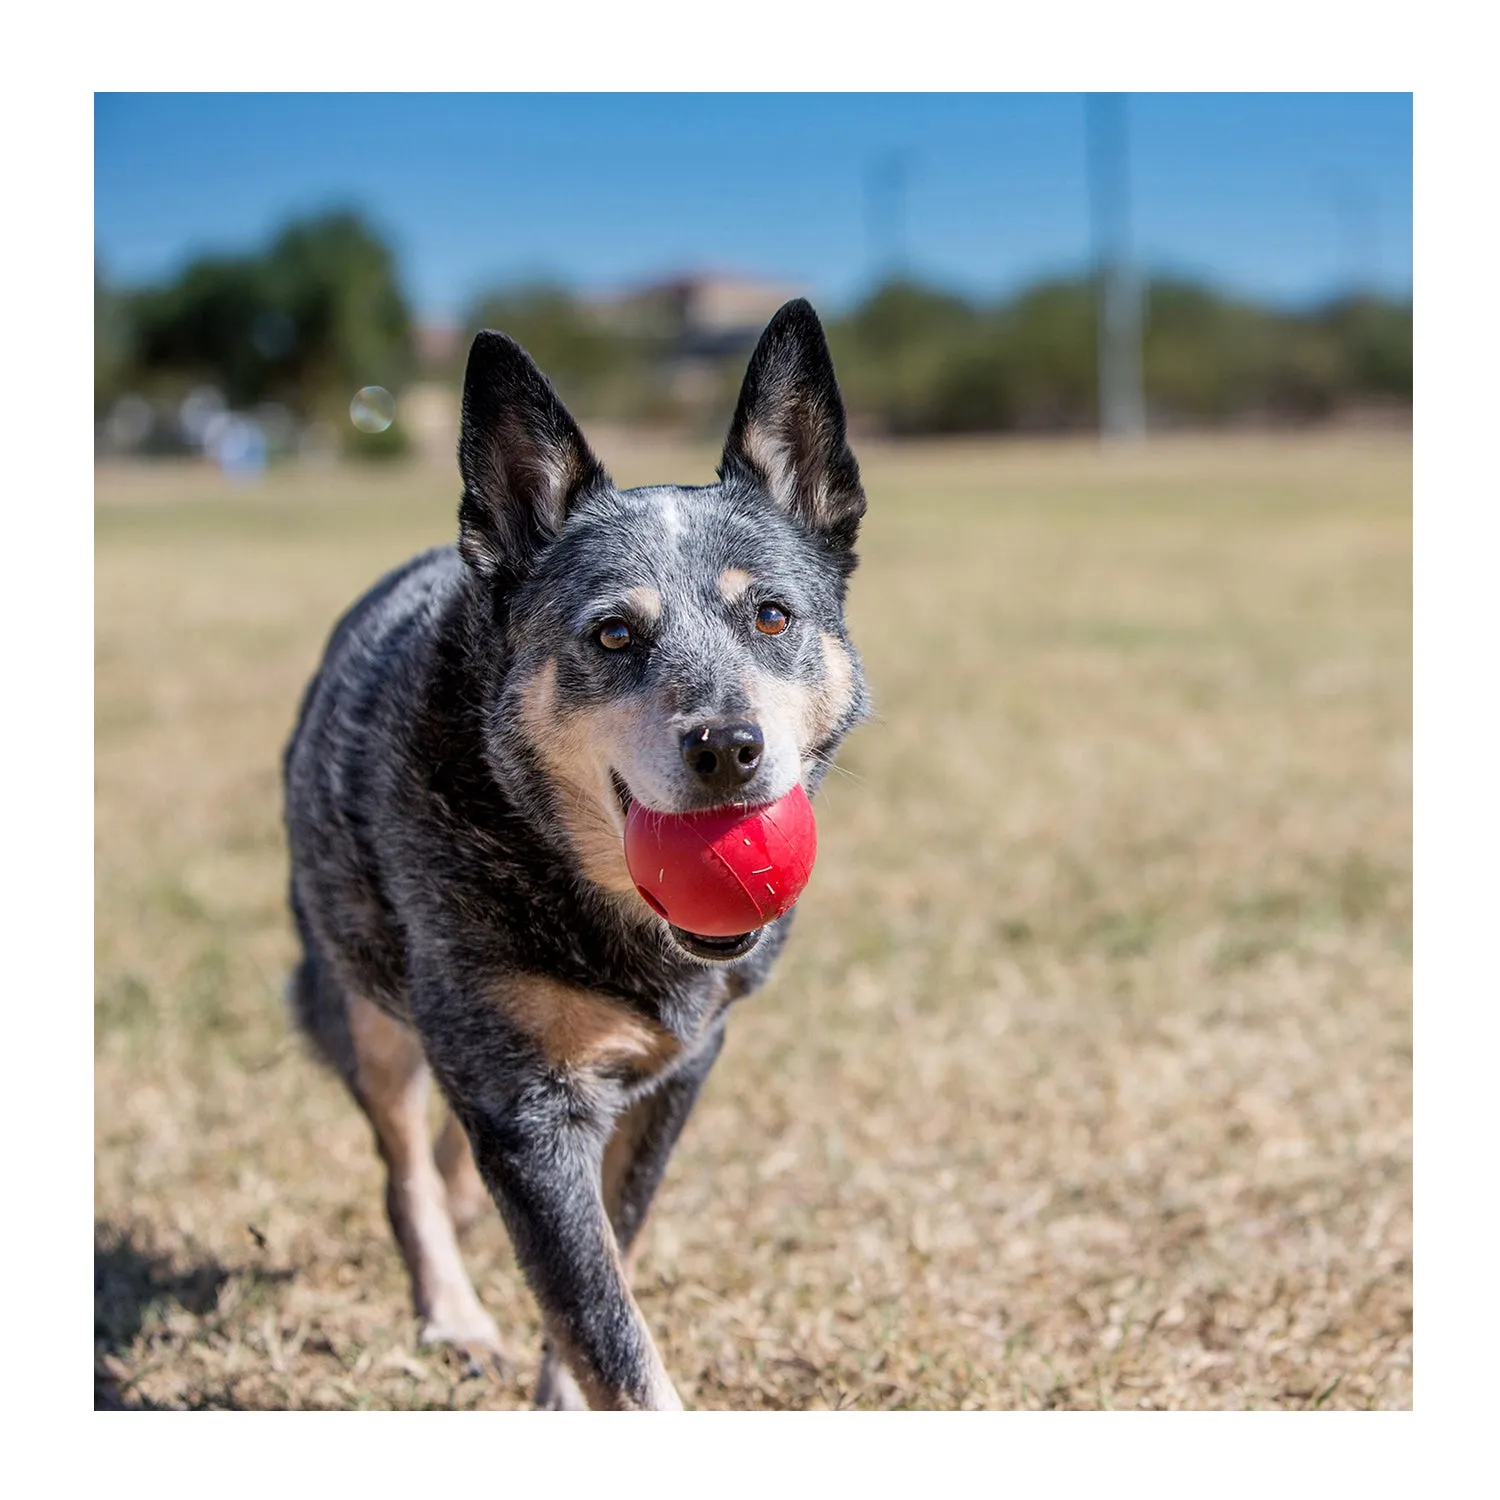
95,432,1411,1409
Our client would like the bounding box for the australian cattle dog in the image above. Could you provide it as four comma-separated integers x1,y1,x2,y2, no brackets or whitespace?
282,300,869,1409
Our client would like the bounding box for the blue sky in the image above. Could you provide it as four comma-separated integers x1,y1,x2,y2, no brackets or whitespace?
94,93,1412,320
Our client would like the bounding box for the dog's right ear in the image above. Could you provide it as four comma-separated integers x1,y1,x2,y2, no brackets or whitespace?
457,331,610,583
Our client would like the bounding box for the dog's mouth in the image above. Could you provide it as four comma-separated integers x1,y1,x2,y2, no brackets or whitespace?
611,768,761,962
667,925,762,962
609,769,634,818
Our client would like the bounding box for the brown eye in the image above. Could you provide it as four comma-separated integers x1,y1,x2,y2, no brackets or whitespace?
598,618,633,650
755,603,789,636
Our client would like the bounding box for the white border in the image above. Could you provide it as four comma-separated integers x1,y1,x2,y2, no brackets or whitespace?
6,2,1478,1486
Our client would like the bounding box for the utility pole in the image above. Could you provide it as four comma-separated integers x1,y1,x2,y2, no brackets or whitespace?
1086,93,1146,443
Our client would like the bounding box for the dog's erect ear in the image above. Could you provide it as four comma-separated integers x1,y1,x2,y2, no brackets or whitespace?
457,331,610,581
719,299,865,552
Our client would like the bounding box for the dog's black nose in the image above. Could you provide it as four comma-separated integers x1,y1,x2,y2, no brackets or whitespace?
681,719,764,793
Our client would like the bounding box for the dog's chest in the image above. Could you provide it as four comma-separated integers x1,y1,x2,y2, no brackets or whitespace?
491,968,732,1084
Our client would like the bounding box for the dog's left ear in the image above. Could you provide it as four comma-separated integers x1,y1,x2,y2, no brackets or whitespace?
458,331,610,583
719,299,866,553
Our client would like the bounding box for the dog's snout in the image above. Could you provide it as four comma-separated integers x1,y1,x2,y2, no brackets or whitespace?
680,719,764,792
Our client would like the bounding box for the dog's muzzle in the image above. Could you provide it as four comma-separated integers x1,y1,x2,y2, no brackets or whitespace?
613,768,764,962
667,925,762,962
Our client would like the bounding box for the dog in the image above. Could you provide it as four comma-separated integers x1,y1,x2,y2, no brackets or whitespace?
282,299,869,1410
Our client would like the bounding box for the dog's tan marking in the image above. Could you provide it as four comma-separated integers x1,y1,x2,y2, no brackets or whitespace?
497,975,680,1074
741,420,796,510
746,671,814,743
517,657,638,897
741,419,838,524
346,994,506,1364
745,631,857,773
717,566,754,603
622,585,662,623
811,630,857,742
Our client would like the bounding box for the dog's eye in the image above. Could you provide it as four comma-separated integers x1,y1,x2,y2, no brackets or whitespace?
598,619,633,650
755,604,790,637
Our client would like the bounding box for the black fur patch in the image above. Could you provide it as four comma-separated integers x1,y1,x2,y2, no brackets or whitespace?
458,331,610,586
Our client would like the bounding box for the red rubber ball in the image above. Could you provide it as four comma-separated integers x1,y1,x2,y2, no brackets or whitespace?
624,785,818,938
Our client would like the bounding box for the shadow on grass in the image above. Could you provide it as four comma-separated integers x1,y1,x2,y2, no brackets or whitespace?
94,1219,292,1410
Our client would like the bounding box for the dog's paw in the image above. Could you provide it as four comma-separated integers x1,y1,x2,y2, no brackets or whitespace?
419,1315,510,1381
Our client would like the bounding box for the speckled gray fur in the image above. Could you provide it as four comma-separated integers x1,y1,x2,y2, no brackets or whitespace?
283,299,868,1409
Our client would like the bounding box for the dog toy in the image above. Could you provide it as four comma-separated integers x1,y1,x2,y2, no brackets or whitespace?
624,786,818,937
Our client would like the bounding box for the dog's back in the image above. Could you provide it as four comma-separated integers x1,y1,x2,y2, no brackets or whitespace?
284,545,468,1037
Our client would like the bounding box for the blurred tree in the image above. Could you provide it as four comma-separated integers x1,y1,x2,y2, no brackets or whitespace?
125,210,415,431
1261,322,1347,421
94,263,133,415
265,211,414,418
1144,280,1280,421
129,254,278,408
829,277,1098,434
995,279,1097,430
829,274,1410,434
464,284,643,408
827,278,981,434
1322,294,1412,402
109,226,1410,446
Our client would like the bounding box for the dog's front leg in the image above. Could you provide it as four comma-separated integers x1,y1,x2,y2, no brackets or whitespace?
535,1021,727,1408
413,985,681,1409
470,1080,681,1410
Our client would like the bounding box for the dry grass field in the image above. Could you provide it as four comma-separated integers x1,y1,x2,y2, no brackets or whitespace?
95,432,1411,1410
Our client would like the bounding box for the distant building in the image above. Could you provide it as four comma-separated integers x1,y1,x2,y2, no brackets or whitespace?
590,272,805,407
415,320,462,372
412,274,804,433
593,272,806,358
399,381,460,465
